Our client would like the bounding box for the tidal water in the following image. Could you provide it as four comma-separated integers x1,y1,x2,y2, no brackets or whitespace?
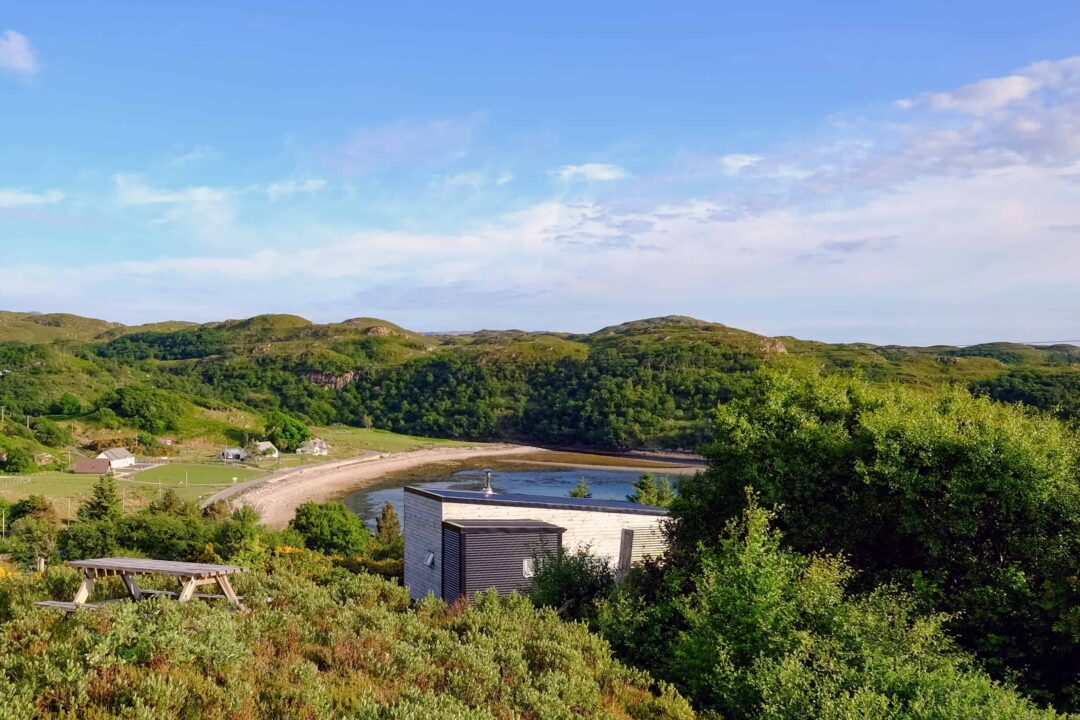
342,467,676,528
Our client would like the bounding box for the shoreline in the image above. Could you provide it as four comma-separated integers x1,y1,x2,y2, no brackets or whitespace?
226,444,545,528
215,445,700,528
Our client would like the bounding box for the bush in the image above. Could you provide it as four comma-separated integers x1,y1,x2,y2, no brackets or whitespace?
528,546,616,623
672,369,1080,707
0,557,695,718
32,417,72,448
598,495,1065,719
290,502,373,556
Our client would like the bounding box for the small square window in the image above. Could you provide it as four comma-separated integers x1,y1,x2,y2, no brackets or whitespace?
522,558,535,578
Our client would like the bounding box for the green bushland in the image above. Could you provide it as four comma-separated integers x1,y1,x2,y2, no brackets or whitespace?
0,479,693,719
0,560,692,719
671,369,1080,708
528,368,1080,717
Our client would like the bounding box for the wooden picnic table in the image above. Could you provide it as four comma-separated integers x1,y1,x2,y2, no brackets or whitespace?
34,558,247,613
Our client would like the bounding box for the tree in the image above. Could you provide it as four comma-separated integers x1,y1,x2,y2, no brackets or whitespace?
263,410,311,452
375,502,401,546
290,502,372,556
10,495,58,524
598,495,1064,719
569,478,592,498
77,476,123,522
54,393,82,416
32,418,72,448
672,368,1080,709
627,472,675,509
1,446,35,474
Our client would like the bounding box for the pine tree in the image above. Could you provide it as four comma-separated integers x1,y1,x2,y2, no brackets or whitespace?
627,472,675,509
569,478,592,498
77,475,123,522
376,502,401,545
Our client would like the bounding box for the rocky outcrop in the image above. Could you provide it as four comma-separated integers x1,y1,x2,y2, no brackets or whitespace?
304,371,361,389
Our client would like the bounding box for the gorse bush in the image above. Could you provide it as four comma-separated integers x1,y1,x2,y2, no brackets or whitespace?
0,556,694,719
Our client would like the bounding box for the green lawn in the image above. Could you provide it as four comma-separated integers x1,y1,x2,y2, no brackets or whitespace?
313,426,473,455
0,464,266,518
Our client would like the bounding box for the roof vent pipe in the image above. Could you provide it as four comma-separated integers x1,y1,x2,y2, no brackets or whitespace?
482,468,495,495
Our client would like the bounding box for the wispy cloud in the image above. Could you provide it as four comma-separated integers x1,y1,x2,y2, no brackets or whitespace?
0,188,63,208
266,178,328,200
555,163,629,182
0,30,36,78
330,115,483,175
114,174,232,229
166,145,218,168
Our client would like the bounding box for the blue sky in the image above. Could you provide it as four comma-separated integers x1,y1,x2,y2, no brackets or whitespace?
2,2,1079,344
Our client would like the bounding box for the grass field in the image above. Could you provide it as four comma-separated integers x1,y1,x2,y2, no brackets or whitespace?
0,464,266,519
0,428,472,518
313,426,472,454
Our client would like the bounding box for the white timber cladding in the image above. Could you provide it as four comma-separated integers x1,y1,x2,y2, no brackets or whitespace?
403,489,668,600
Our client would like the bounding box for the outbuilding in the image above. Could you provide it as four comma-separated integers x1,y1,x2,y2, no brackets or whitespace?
96,447,135,469
404,486,668,602
296,438,330,456
74,457,111,474
252,441,279,459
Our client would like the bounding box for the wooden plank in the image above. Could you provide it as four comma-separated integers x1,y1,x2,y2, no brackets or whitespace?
34,599,128,613
66,558,245,577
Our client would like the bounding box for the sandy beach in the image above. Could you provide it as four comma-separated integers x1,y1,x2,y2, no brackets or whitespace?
213,444,545,528
204,444,701,528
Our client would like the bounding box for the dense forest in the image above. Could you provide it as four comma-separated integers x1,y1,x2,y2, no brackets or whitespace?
2,311,1079,464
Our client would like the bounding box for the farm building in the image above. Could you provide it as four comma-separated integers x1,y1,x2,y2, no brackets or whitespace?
404,486,667,602
296,438,329,456
252,441,279,458
96,447,135,469
220,447,248,461
73,457,111,474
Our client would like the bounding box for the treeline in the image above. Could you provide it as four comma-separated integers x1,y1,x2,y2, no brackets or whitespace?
530,368,1080,716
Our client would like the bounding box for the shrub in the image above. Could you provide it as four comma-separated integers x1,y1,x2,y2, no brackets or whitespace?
528,546,616,623
290,502,373,556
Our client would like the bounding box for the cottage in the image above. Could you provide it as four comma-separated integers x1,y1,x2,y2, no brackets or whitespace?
73,457,111,474
296,438,329,456
220,447,249,461
96,447,135,469
403,486,668,602
252,441,279,459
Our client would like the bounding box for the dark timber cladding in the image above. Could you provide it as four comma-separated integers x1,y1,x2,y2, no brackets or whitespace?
441,520,564,603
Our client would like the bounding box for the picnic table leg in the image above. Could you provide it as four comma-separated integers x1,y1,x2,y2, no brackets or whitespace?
177,577,198,602
72,572,96,606
120,573,143,601
215,575,247,612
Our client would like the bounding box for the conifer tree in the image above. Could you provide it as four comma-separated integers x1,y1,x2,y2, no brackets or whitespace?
375,502,401,545
569,478,592,498
77,475,123,522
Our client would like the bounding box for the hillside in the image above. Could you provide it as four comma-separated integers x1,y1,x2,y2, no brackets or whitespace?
1,310,1078,461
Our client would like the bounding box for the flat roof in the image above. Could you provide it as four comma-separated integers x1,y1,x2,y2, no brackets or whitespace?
443,519,565,534
406,486,668,516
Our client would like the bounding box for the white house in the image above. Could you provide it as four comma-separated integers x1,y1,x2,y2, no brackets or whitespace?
253,441,279,459
296,438,329,456
403,486,668,602
96,447,135,469
220,447,248,461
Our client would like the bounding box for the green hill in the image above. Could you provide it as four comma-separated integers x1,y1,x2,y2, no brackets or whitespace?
0,310,1077,456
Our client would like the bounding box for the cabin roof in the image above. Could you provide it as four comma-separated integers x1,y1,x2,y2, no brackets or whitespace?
405,486,668,516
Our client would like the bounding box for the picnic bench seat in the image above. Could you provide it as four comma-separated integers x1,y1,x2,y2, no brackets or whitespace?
34,558,247,613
